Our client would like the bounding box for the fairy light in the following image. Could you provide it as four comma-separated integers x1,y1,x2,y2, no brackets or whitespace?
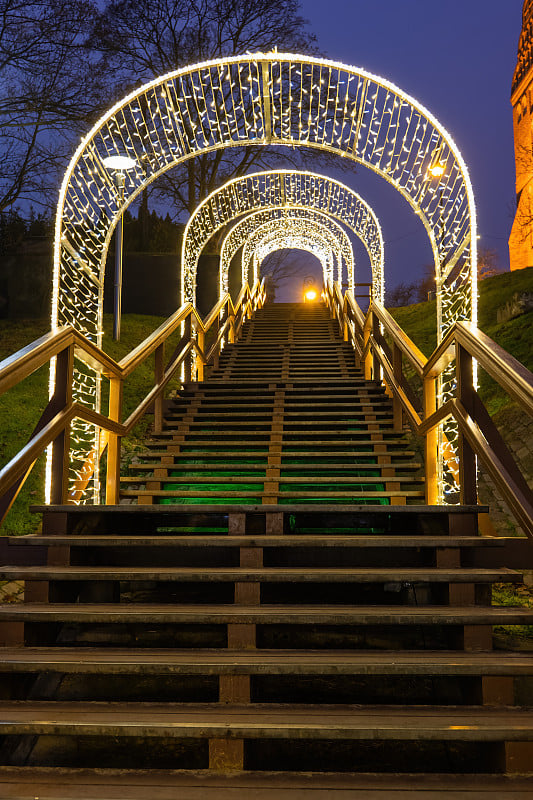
184,170,384,305
51,51,476,504
239,212,352,286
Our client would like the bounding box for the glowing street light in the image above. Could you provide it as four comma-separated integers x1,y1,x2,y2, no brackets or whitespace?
102,155,137,340
428,162,445,178
304,288,318,302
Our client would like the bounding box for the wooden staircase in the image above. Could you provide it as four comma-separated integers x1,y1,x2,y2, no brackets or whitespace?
1,301,533,797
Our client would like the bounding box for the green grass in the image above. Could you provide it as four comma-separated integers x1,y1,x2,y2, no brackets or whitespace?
0,312,167,535
492,582,533,642
390,267,533,415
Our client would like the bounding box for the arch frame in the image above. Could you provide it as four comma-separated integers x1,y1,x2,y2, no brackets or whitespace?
52,51,477,503
220,206,356,293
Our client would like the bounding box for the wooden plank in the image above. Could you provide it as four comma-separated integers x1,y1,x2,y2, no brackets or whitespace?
0,566,520,583
10,535,504,548
1,702,533,741
0,648,531,676
1,604,531,625
0,767,531,799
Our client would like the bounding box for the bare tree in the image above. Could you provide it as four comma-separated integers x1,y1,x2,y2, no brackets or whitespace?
89,0,344,216
0,0,107,212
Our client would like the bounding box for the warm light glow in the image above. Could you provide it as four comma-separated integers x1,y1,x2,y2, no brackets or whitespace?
304,289,318,301
102,155,138,170
429,162,446,178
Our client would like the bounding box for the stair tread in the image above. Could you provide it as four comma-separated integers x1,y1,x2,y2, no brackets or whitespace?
1,701,533,739
33,504,487,514
0,767,530,799
120,475,423,484
1,603,531,624
0,566,519,581
10,535,503,547
0,648,531,673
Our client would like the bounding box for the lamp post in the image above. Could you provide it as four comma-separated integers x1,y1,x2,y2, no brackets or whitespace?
102,155,137,340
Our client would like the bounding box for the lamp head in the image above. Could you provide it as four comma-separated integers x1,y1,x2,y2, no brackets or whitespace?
102,155,137,171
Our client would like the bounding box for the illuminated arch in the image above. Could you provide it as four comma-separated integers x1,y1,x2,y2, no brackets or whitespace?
54,52,476,501
220,207,356,294
183,170,384,305
251,229,334,283
242,215,345,286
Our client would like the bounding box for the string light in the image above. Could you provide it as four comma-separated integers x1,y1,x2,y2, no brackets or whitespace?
51,52,476,504
184,170,384,305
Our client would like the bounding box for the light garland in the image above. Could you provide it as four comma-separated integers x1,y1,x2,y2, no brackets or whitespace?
184,170,384,306
219,206,356,293
238,210,352,286
52,52,476,503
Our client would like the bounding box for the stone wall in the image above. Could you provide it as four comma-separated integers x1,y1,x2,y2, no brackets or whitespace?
477,403,533,537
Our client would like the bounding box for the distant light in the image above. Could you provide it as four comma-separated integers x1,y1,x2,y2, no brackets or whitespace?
304,289,317,301
428,162,445,178
102,155,137,170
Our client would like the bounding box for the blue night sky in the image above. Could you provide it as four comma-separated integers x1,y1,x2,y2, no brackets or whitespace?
276,0,521,297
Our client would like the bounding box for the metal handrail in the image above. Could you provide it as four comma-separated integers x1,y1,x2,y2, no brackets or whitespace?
0,280,266,526
324,279,533,538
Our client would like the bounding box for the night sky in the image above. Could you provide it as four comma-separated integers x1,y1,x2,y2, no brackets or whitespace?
275,0,521,298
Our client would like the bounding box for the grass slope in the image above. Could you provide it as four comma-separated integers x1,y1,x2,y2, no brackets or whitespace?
390,267,533,414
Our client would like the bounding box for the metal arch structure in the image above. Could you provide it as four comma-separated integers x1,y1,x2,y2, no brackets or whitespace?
53,51,477,502
251,229,334,284
183,170,384,306
220,207,355,294
241,211,352,287
242,217,343,285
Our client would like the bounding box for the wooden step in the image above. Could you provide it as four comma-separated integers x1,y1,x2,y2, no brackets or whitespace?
0,648,530,676
10,535,504,548
0,566,519,583
1,701,533,742
0,767,531,799
120,475,424,485
2,603,531,625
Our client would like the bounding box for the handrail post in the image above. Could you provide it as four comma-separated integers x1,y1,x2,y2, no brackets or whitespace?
196,327,205,382
228,305,236,344
372,312,381,382
184,314,192,383
154,343,165,435
392,343,403,433
423,374,439,505
457,342,477,505
363,311,373,380
50,344,74,505
105,376,123,505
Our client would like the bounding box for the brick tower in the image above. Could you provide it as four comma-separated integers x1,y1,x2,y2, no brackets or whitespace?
509,0,533,271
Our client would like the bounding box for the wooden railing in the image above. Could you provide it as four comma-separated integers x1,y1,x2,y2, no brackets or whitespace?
0,280,265,526
324,280,533,539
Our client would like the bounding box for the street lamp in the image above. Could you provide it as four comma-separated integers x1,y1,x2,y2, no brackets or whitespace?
102,155,137,340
